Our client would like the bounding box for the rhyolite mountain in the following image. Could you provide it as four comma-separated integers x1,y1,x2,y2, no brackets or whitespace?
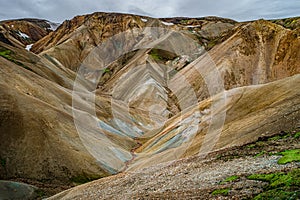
0,13,299,199
0,18,59,49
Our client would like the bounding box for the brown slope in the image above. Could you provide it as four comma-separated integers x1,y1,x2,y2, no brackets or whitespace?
0,42,77,89
47,74,300,200
0,47,107,182
172,19,300,105
0,41,138,184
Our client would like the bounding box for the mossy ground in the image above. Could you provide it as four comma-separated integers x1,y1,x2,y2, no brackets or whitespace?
211,188,230,196
70,174,102,185
0,46,33,71
277,149,300,164
210,129,300,199
216,130,300,161
102,68,111,74
149,49,164,61
0,157,6,168
220,175,239,184
247,168,300,199
35,189,46,198
0,49,14,60
271,17,300,30
148,48,176,61
255,150,266,157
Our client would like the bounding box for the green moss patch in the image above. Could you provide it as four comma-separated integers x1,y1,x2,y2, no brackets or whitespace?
207,39,218,49
248,172,291,188
271,17,300,30
211,188,230,196
70,174,102,185
220,175,239,184
268,134,292,141
0,47,33,72
35,189,46,198
255,151,266,157
149,49,164,61
253,189,299,200
268,135,281,141
294,132,300,139
148,49,176,61
0,49,14,60
247,168,300,199
180,19,189,24
0,158,6,168
246,144,256,149
277,149,300,164
102,68,111,73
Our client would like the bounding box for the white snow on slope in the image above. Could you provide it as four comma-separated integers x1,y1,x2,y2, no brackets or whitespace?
25,44,33,51
161,21,174,26
186,25,201,28
17,31,29,39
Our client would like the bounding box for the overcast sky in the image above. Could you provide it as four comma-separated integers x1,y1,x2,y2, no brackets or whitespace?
0,0,299,23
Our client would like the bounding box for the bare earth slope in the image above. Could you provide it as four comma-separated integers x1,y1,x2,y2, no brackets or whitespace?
0,42,109,182
47,74,300,199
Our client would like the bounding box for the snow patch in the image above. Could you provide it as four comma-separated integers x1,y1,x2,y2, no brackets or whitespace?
17,31,29,39
141,18,148,22
186,25,200,28
25,44,33,51
161,21,174,26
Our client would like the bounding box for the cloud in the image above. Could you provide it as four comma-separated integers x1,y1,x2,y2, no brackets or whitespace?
0,0,298,22
127,7,152,17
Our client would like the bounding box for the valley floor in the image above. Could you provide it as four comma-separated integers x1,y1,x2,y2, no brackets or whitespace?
47,129,300,199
